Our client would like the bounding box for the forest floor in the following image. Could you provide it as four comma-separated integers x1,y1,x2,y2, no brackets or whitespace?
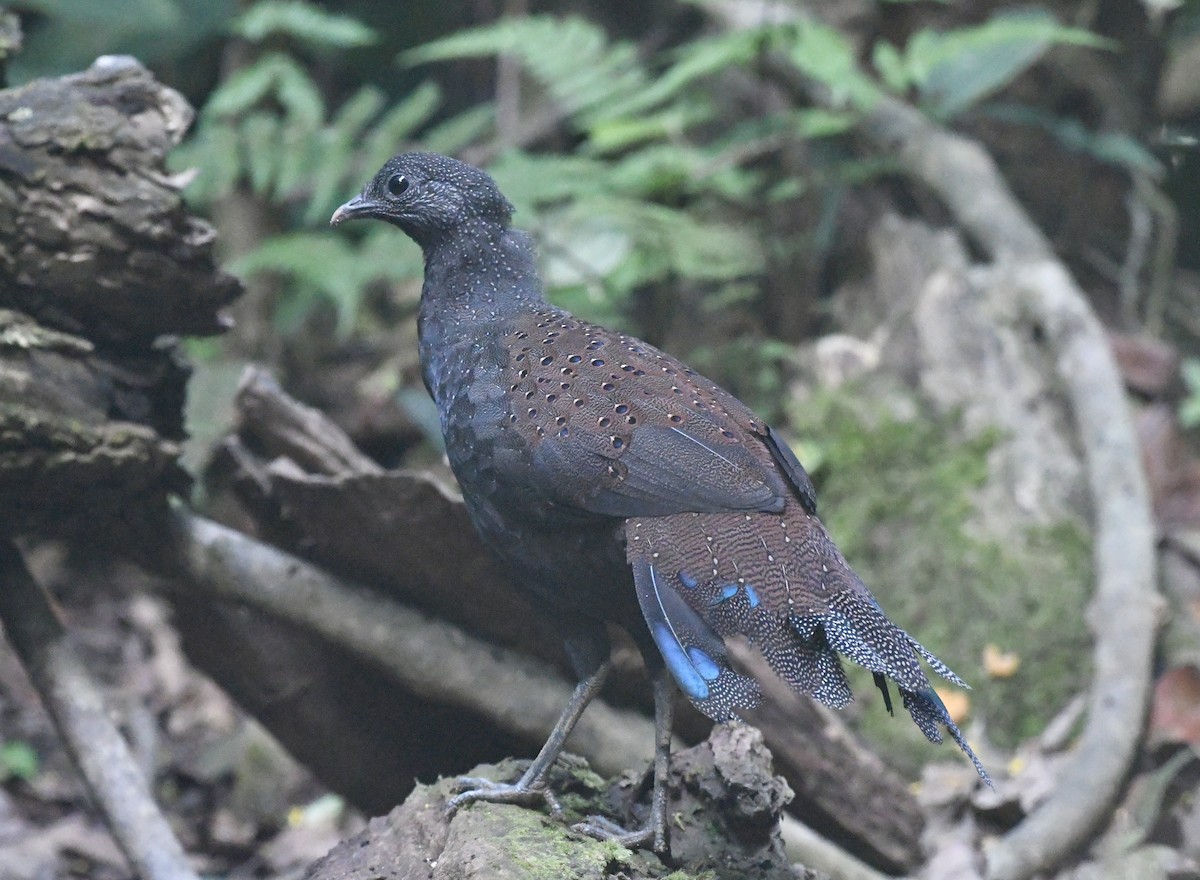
5,551,1200,880
0,558,358,880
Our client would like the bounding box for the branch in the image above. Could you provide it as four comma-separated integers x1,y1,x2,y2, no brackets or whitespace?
158,507,656,777
985,263,1160,880
235,368,383,476
0,542,198,880
853,95,1054,261
701,4,1161,878
779,815,889,880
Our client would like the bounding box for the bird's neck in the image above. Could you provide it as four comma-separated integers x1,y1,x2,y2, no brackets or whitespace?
416,219,554,411
419,219,546,323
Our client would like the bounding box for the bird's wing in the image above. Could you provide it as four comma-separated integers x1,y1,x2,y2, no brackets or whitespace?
530,406,785,516
499,315,816,518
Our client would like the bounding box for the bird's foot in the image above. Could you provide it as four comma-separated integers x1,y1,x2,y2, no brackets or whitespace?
573,814,666,854
446,776,564,820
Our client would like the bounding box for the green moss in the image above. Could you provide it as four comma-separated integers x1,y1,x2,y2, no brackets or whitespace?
787,387,1092,766
551,761,609,821
445,762,717,879
560,761,607,794
481,805,718,879
500,811,629,878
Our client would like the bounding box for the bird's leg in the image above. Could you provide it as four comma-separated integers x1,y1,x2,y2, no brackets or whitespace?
447,659,613,819
647,669,674,852
574,667,674,854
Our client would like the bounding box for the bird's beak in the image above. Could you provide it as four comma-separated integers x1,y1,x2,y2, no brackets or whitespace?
330,194,372,227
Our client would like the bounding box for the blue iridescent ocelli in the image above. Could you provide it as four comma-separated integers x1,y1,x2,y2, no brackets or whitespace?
685,646,722,681
651,622,709,701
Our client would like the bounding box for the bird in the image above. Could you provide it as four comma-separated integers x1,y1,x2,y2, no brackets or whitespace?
331,151,989,853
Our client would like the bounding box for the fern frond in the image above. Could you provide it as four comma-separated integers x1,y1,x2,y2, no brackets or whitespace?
405,15,649,129
234,0,377,49
361,82,443,172
233,228,423,336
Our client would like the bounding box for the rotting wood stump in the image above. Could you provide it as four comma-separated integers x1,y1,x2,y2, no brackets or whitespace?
0,55,240,538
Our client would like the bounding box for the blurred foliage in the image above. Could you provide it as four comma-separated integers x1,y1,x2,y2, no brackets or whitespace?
9,0,235,96
0,740,38,782
152,1,1125,352
1182,359,1200,428
872,8,1109,118
235,0,375,47
984,104,1163,175
166,1,441,333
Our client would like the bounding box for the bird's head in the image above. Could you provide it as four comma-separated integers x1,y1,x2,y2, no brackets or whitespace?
330,152,514,247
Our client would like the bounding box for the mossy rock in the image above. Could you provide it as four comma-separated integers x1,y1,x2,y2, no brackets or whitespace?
787,387,1092,765
302,726,796,880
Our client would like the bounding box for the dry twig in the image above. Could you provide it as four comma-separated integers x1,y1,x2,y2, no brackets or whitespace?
0,542,198,880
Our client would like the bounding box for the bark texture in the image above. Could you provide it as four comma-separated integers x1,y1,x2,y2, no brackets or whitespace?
0,56,242,538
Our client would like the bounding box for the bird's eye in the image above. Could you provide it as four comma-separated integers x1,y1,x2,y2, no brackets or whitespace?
386,174,410,197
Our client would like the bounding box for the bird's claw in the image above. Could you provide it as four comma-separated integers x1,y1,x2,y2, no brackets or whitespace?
446,776,564,820
573,814,664,853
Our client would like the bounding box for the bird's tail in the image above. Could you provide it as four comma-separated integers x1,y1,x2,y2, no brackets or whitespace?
626,504,990,784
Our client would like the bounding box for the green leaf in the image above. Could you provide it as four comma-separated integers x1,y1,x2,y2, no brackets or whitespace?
240,113,282,195
588,105,702,154
984,104,1163,175
780,20,882,110
404,16,648,128
169,122,242,205
205,53,325,126
603,199,763,283
0,741,38,782
205,54,286,117
361,82,443,172
234,231,413,286
792,107,857,138
490,151,611,210
1181,359,1200,428
539,211,633,288
233,230,422,337
1047,122,1163,175
235,235,352,333
666,216,764,282
872,40,910,93
420,105,495,155
591,29,764,123
271,56,326,127
906,10,1112,118
302,85,386,223
273,115,317,201
234,0,376,48
317,87,384,153
609,143,747,200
